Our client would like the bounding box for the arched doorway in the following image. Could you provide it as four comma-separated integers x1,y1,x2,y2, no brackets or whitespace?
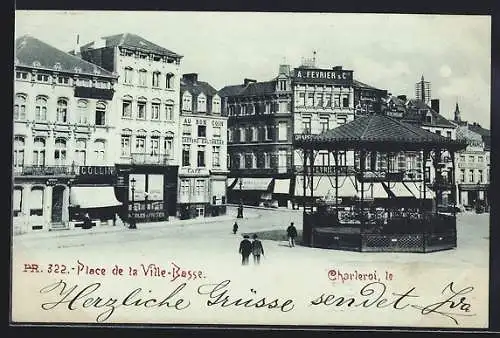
51,185,65,224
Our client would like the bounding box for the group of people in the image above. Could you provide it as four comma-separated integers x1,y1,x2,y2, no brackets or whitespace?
234,221,298,266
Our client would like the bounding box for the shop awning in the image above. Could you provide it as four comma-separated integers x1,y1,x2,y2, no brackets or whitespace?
404,182,436,199
71,186,122,208
363,182,388,199
273,179,290,194
385,182,415,198
295,176,345,197
231,178,273,191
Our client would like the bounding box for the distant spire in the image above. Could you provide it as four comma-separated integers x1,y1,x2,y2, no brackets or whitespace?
454,101,461,122
421,74,424,81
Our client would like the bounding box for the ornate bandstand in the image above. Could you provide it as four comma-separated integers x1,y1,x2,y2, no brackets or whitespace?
294,114,467,253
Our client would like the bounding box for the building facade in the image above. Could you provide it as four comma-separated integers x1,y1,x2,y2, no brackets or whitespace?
178,73,228,219
78,33,183,222
221,65,294,207
13,35,118,233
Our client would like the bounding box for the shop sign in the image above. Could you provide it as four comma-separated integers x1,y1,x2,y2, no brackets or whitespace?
179,168,210,177
181,137,224,145
79,166,116,176
293,68,353,84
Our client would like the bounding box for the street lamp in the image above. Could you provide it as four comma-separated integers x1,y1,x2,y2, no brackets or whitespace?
237,178,243,218
129,177,137,229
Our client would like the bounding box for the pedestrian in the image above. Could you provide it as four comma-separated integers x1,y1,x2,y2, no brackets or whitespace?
239,235,252,265
233,221,239,234
112,212,117,226
251,234,264,265
286,222,298,247
82,212,92,230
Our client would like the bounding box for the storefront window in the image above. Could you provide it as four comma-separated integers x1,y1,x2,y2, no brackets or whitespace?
30,187,44,216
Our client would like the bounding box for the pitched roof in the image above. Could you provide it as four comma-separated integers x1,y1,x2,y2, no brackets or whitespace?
219,80,277,97
405,99,455,128
15,35,116,78
294,114,466,151
80,33,182,58
353,79,385,91
468,123,491,150
181,79,218,97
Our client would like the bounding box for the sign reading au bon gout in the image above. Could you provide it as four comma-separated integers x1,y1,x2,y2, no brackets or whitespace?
293,67,354,85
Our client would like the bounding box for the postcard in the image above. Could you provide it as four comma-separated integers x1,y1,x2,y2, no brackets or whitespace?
11,11,491,329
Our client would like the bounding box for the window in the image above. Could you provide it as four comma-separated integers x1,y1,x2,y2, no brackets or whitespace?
446,131,452,138
150,137,160,155
245,153,253,169
334,95,341,108
77,100,88,124
320,117,329,132
13,136,24,169
183,121,191,136
180,179,190,195
32,137,46,166
279,80,287,91
298,92,305,106
315,93,323,107
279,102,288,113
212,97,221,113
337,117,346,125
152,71,160,87
151,102,160,120
58,76,70,85
307,93,314,106
93,140,106,163
213,126,221,138
460,169,465,183
469,155,475,162
197,146,206,167
278,122,287,141
30,187,44,216
137,100,146,119
228,129,233,143
426,114,432,123
95,102,106,126
77,78,92,87
121,135,131,156
302,116,311,134
36,73,50,83
182,93,192,111
324,94,332,107
14,94,27,120
138,69,147,86
195,179,205,196
469,170,474,183
250,126,257,141
13,187,22,217
198,125,207,137
460,155,465,162
435,130,441,136
35,96,48,121
342,95,349,108
54,138,67,165
182,145,190,166
478,156,484,162
122,97,132,118
164,137,173,158
135,136,146,153
16,71,28,80
95,81,109,89
75,139,87,165
240,127,246,142
264,152,270,168
197,95,207,112
212,146,220,167
479,170,483,183
56,98,68,123
124,67,134,84
398,153,406,170
166,73,174,89
165,103,174,120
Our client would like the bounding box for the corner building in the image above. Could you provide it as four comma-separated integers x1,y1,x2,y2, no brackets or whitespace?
78,33,183,222
178,73,228,219
13,36,118,233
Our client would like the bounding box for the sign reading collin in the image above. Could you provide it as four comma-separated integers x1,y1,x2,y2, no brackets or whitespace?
293,67,354,85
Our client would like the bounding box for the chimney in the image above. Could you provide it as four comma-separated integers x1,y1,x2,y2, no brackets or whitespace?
397,95,407,102
244,78,257,86
183,73,198,83
431,99,440,114
93,36,107,49
279,64,290,75
71,34,81,56
332,66,342,71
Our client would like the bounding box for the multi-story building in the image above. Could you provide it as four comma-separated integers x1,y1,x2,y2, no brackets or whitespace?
78,33,183,222
178,73,228,219
353,79,388,116
452,104,490,210
220,65,294,207
13,35,118,233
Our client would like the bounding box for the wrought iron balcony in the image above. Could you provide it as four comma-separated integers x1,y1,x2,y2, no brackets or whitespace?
229,167,293,176
17,165,78,176
74,86,115,100
294,165,355,176
130,153,173,166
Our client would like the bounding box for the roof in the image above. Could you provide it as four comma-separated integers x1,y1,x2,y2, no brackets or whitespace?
181,79,218,97
219,80,277,97
405,99,455,128
80,33,182,58
15,35,116,78
468,123,491,150
353,79,385,92
294,114,467,151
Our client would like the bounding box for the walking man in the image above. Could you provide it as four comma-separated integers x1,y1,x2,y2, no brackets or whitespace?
251,234,264,265
233,221,239,234
239,235,252,265
286,222,298,247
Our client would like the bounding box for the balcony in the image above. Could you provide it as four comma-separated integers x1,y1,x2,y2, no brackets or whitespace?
229,167,293,176
74,86,115,100
130,153,173,166
16,165,78,177
294,165,355,176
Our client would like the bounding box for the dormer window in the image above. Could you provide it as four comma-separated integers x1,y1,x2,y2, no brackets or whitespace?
279,80,287,91
53,62,62,71
197,94,207,113
426,112,432,123
74,67,82,73
32,61,41,67
182,92,192,111
212,96,221,114
36,73,50,83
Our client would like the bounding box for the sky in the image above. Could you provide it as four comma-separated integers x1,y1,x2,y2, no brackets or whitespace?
15,11,491,128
